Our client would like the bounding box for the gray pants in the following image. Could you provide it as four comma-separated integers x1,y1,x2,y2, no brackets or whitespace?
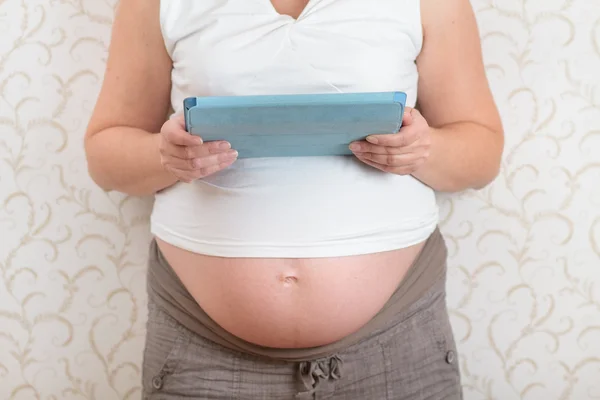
141,274,463,399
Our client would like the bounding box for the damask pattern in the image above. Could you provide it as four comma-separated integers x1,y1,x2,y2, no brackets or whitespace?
0,0,598,399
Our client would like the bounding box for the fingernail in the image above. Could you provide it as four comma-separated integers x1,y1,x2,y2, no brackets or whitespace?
194,137,203,145
349,143,361,151
227,150,238,158
366,136,378,144
219,142,231,150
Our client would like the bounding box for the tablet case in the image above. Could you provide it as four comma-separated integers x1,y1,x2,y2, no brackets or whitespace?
183,92,407,158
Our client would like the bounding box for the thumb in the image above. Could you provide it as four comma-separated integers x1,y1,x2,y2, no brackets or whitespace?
402,107,415,126
170,112,186,127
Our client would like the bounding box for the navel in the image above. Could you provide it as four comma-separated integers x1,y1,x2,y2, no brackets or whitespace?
278,274,299,286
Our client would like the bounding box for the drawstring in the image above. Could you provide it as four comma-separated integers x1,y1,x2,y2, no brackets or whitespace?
295,355,343,399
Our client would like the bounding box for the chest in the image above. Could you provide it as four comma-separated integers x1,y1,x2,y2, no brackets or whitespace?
164,0,423,96
269,0,311,19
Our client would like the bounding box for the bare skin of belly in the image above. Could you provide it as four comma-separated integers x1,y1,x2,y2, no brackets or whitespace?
156,238,425,348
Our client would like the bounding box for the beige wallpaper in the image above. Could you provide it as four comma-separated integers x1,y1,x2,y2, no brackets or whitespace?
0,0,599,399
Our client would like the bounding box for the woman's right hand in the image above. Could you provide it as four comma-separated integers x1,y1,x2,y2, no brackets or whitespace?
159,114,238,183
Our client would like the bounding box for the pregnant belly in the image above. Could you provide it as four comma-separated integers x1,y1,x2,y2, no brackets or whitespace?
156,238,424,348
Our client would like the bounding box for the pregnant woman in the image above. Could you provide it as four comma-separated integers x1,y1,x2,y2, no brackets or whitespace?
84,0,503,398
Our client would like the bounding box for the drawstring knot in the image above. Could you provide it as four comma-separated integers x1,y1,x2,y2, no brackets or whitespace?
295,355,343,399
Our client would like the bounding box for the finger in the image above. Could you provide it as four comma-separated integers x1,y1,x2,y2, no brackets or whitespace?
402,107,414,126
365,127,420,147
366,107,425,146
169,112,186,127
192,150,239,169
162,140,232,160
355,155,420,175
194,140,233,157
354,152,424,166
163,149,238,171
349,140,420,155
164,125,203,147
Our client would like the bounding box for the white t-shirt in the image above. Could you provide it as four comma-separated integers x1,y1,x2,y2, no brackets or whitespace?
151,0,439,258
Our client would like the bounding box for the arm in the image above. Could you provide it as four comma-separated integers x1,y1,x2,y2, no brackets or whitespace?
350,0,503,193
412,0,504,192
84,0,177,196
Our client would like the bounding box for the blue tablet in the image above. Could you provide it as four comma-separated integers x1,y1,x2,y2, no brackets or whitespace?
183,92,407,158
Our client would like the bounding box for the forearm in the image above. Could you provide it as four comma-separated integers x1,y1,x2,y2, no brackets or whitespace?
412,122,504,193
85,127,177,196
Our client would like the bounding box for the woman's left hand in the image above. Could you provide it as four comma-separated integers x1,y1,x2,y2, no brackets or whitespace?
349,107,432,176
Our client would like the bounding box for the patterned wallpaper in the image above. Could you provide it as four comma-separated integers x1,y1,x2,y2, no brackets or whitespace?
0,0,599,399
